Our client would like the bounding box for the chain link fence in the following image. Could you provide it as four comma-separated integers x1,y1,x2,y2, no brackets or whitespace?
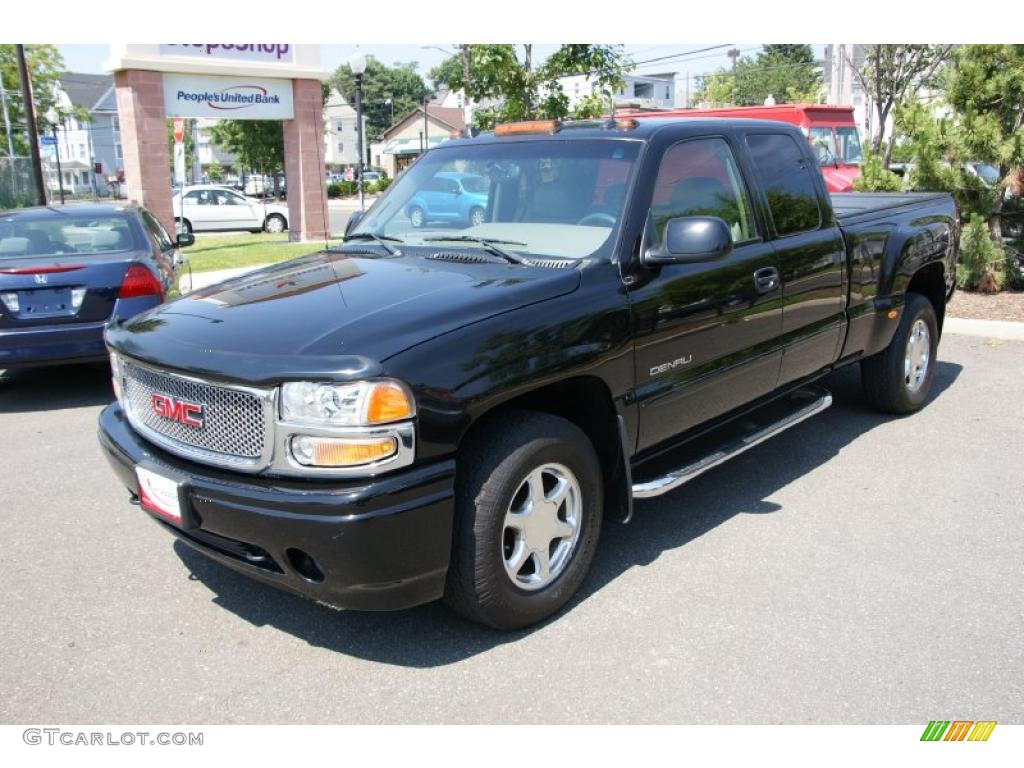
0,156,41,210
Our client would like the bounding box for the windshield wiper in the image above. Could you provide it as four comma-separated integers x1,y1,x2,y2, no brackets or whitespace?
422,235,527,264
342,231,404,255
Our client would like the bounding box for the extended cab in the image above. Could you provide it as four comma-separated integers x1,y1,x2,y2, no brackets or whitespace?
98,118,957,629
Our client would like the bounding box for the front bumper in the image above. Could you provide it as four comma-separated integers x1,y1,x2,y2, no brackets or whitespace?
98,402,455,611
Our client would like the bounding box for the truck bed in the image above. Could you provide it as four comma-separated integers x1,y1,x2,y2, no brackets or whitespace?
830,192,951,226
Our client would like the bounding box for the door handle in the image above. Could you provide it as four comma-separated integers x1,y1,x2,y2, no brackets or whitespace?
754,267,780,294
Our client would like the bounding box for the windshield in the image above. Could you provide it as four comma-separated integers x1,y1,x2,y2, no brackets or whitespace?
0,213,141,259
353,138,641,260
808,127,836,166
836,127,863,164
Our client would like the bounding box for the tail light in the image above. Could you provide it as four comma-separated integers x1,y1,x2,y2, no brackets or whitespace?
118,263,164,299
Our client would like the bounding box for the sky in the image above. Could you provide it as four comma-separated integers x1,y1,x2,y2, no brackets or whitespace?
55,44,826,88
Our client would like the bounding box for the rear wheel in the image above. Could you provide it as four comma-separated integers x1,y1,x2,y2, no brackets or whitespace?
264,214,286,234
469,207,485,227
861,292,939,414
444,411,603,630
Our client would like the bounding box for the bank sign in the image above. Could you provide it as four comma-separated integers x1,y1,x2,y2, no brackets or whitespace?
160,44,294,64
163,73,294,120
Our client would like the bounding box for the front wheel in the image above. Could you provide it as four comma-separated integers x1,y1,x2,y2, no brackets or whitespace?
444,411,603,630
468,207,485,227
861,292,939,414
409,206,425,228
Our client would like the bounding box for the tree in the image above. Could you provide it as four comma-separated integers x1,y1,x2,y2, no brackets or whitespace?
208,120,284,176
851,45,953,165
428,44,628,129
695,45,822,108
944,44,1024,240
0,45,68,155
206,161,224,182
331,57,426,139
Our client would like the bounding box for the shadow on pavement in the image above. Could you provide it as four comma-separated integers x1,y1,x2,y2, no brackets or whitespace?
0,363,115,413
174,359,962,667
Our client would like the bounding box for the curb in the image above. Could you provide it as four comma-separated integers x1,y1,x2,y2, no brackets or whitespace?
944,317,1024,341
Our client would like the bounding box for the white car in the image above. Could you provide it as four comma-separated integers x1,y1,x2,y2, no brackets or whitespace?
172,185,289,234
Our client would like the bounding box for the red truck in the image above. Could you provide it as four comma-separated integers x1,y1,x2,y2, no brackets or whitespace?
622,104,863,193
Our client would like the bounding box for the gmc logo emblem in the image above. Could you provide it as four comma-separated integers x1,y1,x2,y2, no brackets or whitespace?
151,393,204,428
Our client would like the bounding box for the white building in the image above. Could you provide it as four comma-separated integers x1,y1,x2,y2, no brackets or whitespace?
823,44,870,134
323,89,367,170
558,72,676,113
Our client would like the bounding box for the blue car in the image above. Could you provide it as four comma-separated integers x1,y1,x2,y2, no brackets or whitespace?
0,203,190,369
404,171,489,228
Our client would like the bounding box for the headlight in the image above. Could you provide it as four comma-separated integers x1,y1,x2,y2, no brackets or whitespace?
279,380,414,426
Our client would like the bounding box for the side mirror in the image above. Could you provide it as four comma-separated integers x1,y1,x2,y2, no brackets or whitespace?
344,211,364,237
643,216,733,265
176,232,195,248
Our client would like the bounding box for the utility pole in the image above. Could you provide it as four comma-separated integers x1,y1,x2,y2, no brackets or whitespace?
52,124,65,204
727,48,741,71
16,44,47,206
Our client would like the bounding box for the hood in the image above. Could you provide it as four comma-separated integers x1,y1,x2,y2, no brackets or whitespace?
105,249,581,385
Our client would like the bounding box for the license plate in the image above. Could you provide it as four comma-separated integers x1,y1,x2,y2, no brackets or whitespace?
136,465,183,525
21,288,71,315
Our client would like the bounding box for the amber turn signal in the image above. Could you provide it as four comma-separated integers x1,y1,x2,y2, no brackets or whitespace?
291,436,397,467
365,382,414,424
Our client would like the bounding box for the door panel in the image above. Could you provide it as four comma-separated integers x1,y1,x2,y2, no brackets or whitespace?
630,136,783,452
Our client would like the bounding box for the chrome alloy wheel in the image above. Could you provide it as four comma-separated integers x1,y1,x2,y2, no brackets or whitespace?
904,318,931,393
501,463,582,591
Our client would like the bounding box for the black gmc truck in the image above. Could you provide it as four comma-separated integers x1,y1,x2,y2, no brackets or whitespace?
98,118,958,629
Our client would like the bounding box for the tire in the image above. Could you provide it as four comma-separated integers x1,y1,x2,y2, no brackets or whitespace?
176,218,192,235
444,411,603,630
264,214,286,234
469,207,485,227
861,292,939,414
409,206,425,228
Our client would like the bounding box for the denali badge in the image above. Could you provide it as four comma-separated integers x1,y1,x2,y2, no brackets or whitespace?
650,355,693,377
151,393,204,428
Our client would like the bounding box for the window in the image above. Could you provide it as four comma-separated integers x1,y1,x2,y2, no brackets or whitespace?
835,127,863,165
808,127,836,166
139,208,174,251
337,142,344,154
651,137,756,243
79,144,86,159
184,190,205,204
746,133,822,236
0,213,138,257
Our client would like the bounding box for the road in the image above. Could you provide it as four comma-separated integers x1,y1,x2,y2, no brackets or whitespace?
1,333,1021,724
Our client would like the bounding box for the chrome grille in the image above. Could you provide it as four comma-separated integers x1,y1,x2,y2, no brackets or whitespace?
122,360,267,463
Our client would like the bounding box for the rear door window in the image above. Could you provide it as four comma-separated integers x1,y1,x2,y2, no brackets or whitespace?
745,133,823,236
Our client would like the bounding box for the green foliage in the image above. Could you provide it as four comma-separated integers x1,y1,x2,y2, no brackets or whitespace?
695,45,822,107
208,120,283,175
0,45,68,155
428,44,628,127
375,176,393,193
206,162,224,182
327,181,358,198
853,148,903,192
331,57,426,139
1004,246,1024,290
956,214,1004,290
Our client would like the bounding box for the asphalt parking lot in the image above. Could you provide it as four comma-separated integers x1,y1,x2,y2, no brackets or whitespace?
0,332,1021,725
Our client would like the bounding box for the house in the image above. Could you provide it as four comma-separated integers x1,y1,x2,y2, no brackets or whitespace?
322,88,367,171
558,72,677,113
48,73,120,197
373,105,465,178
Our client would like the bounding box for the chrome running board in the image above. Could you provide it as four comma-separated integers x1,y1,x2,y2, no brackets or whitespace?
631,387,833,499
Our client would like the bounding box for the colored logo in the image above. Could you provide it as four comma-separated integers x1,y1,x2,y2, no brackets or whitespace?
920,721,996,741
151,393,204,429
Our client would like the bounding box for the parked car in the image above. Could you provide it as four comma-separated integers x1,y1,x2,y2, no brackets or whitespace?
361,170,383,184
99,118,957,629
403,171,489,227
173,185,289,234
1,203,191,369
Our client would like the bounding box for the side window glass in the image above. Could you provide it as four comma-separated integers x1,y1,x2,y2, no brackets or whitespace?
140,209,173,251
184,191,202,204
745,132,822,236
651,137,756,243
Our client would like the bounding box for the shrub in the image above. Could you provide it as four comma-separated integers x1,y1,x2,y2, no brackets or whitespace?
852,148,903,192
376,176,392,193
327,182,343,198
956,214,1005,291
1004,245,1024,291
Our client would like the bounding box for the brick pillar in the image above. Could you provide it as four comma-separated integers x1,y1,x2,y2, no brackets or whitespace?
114,70,174,235
283,79,330,242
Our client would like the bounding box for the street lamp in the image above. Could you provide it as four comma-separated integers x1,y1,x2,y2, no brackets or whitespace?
350,50,367,212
